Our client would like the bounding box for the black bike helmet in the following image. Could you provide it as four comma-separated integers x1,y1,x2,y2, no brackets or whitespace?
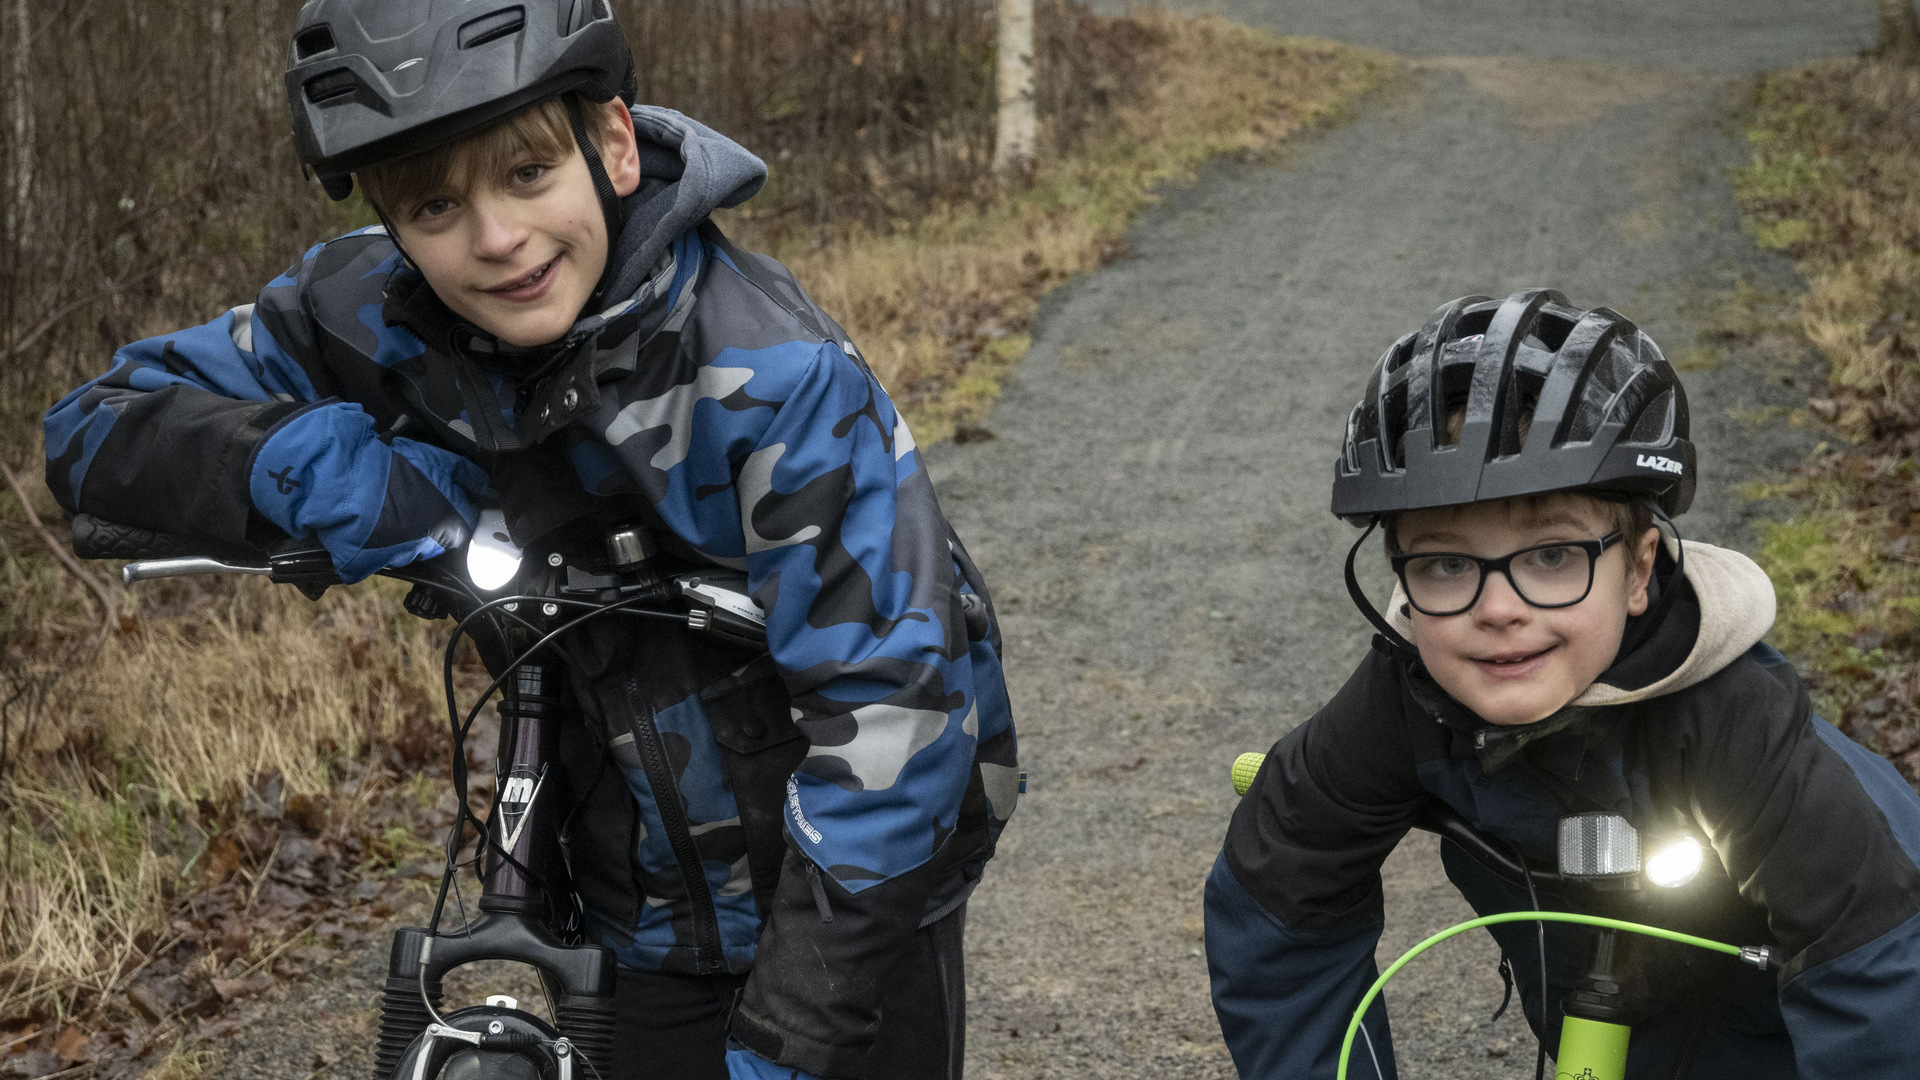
1332,289,1694,524
285,0,638,202
1332,290,1695,656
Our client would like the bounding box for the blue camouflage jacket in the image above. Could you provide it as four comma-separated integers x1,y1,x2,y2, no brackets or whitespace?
44,106,1018,1079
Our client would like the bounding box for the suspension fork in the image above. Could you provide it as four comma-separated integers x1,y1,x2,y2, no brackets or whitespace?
374,646,619,1079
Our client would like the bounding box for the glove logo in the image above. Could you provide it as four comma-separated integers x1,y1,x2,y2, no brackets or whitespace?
268,465,303,495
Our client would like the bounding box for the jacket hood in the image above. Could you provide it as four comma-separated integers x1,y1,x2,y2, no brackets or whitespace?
1571,538,1776,706
600,105,766,306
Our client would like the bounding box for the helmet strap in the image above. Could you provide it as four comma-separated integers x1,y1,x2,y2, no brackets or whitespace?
1642,502,1686,627
1345,519,1421,658
564,94,629,279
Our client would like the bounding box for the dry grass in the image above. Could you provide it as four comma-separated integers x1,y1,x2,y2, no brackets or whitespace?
1,563,443,1020
1731,57,1920,783
0,6,1394,1057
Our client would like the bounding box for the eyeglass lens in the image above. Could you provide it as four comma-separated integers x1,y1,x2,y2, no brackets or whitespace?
1401,543,1596,615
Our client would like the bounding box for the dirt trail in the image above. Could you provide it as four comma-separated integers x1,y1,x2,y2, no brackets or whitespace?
939,2,1872,1076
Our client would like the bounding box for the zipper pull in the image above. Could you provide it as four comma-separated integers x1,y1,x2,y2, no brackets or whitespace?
804,861,834,923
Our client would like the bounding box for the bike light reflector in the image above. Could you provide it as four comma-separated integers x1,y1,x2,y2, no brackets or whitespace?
1558,813,1641,878
467,509,522,592
1645,837,1704,888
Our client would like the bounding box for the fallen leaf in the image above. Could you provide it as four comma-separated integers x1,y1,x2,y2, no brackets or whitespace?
52,1026,89,1065
203,836,241,883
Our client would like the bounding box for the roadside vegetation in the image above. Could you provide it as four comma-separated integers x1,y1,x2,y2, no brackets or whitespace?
1731,54,1920,790
0,2,1394,1074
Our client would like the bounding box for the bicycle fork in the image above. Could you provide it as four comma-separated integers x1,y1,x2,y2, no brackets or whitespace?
374,658,618,1080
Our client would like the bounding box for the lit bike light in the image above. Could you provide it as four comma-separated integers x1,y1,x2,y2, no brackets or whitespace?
466,509,523,593
1644,837,1704,888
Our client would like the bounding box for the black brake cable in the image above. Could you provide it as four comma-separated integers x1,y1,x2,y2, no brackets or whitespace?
1511,843,1549,1080
428,588,687,936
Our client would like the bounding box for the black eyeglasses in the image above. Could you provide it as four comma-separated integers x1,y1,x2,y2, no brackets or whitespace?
1391,532,1624,617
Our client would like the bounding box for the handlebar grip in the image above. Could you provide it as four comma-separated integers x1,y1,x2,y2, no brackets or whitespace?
1231,752,1266,797
71,514,208,561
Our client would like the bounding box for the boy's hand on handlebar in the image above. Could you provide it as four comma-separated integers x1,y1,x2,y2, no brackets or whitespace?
248,402,494,583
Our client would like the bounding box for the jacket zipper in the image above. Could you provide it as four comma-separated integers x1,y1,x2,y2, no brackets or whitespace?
624,674,726,973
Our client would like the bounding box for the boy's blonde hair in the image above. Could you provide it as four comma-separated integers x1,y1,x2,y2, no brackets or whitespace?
357,95,598,218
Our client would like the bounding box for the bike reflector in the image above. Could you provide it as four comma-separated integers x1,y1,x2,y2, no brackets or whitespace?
1558,813,1640,878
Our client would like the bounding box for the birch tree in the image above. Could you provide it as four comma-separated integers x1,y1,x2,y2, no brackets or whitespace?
993,0,1035,181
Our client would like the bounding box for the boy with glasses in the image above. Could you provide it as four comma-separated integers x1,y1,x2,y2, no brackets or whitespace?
1207,290,1920,1078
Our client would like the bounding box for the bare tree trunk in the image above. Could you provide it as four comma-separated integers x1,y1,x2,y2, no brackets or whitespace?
993,0,1035,181
1880,0,1920,61
3,0,31,361
5,0,31,257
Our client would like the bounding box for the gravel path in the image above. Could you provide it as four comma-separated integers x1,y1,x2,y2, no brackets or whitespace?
215,3,1876,1077
939,2,1872,1077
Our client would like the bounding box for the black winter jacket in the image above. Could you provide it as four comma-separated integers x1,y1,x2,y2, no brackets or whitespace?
1209,541,1920,1079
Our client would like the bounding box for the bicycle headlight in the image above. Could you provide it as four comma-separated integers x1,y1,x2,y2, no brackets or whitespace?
466,509,523,592
1644,837,1704,888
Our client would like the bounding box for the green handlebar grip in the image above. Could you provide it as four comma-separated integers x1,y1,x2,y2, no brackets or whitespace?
1232,752,1266,796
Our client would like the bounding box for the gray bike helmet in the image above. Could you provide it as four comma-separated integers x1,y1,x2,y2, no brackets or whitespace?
285,0,638,202
1332,289,1694,523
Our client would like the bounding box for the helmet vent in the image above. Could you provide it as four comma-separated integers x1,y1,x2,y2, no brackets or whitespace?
1384,334,1417,374
459,8,526,50
1454,309,1495,339
1626,388,1675,445
294,25,336,60
1529,310,1574,352
304,69,358,105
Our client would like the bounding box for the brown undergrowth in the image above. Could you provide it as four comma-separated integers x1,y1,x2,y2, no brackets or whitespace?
0,10,1393,1076
1732,57,1920,786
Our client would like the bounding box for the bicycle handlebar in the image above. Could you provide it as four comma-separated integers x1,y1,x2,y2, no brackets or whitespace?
72,513,354,595
70,513,250,563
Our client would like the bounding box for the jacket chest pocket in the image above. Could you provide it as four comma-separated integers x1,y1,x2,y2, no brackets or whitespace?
699,656,809,926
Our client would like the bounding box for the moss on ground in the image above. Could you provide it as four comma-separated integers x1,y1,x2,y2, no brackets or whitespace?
1731,58,1920,783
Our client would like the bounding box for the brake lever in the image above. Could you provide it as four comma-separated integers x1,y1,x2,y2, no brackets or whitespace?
267,543,341,600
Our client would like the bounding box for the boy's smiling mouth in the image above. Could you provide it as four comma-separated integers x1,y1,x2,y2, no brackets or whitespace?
483,256,560,301
1471,646,1555,680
